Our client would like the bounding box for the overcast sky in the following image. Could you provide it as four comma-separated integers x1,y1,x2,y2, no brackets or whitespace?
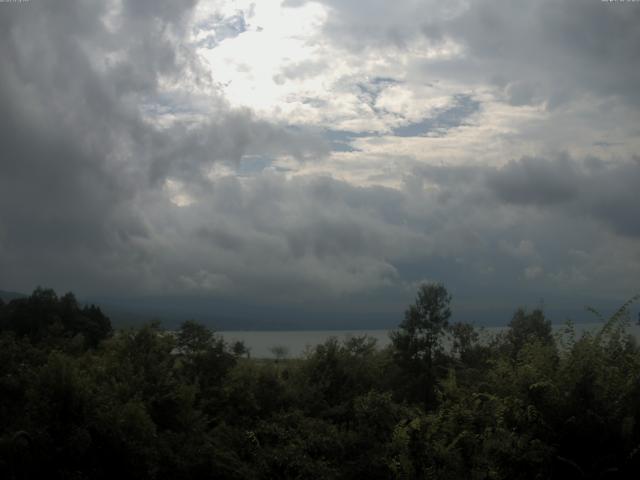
1,0,639,326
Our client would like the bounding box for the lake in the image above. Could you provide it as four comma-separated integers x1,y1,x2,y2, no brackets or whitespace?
220,329,392,358
220,322,640,358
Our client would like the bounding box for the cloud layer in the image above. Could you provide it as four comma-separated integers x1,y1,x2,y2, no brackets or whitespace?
1,0,639,325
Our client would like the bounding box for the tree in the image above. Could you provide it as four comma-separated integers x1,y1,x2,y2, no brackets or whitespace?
0,288,111,348
451,321,482,364
270,345,289,362
177,320,214,355
231,340,250,358
175,320,236,414
391,282,452,408
504,308,553,357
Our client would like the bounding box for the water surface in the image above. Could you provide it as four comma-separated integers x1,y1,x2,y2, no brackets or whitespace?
220,322,640,358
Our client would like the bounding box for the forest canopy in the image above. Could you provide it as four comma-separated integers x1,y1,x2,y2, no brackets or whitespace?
0,285,639,479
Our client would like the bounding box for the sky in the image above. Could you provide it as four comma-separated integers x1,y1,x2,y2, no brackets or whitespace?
1,0,639,328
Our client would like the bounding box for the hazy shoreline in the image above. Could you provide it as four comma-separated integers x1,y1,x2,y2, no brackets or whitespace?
220,322,640,358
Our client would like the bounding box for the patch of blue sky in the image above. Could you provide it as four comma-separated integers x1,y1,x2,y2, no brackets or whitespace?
356,76,401,113
140,96,203,119
237,155,274,175
393,94,481,138
324,130,372,152
195,12,247,49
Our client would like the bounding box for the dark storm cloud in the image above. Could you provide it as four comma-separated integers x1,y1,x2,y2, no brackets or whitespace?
284,0,452,50
488,156,580,206
134,173,408,300
1,0,638,321
414,154,640,239
401,156,640,307
287,0,640,106
148,111,328,185
488,155,640,238
447,0,640,106
146,152,639,305
0,0,327,294
0,1,143,246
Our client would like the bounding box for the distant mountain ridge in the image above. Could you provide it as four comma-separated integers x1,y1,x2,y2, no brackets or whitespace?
0,290,27,302
87,296,391,331
1,288,627,331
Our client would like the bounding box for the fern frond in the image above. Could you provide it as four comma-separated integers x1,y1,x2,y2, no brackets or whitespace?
594,294,640,343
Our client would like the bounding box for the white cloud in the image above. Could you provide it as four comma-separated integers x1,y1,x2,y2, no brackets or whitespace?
524,265,543,280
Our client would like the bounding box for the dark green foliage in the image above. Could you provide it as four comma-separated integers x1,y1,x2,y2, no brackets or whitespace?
0,287,111,349
503,307,554,358
299,335,384,414
390,282,452,407
392,283,452,368
1,285,639,479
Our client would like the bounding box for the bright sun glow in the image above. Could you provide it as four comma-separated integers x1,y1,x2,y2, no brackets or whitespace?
196,1,328,115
